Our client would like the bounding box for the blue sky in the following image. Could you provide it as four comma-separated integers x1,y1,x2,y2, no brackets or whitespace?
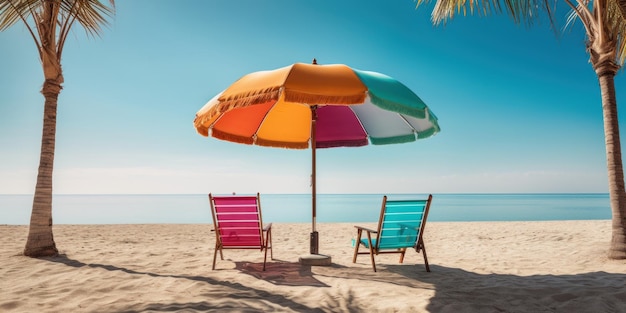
0,0,621,195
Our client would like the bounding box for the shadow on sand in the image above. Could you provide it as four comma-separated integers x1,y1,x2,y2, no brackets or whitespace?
46,254,339,312
46,254,626,312
389,264,625,312
234,260,330,287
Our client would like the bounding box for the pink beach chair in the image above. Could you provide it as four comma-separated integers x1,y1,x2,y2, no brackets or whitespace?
209,193,273,270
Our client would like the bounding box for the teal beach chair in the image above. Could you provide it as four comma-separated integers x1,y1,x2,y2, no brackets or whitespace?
352,195,433,272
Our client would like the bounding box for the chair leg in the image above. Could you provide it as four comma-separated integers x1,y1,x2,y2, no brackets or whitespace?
263,245,268,271
267,229,273,260
212,242,221,270
259,228,272,271
398,248,407,263
366,232,377,272
352,229,363,263
420,240,430,272
216,237,224,261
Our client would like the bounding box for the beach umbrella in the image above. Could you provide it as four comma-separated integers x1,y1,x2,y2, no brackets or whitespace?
193,60,440,262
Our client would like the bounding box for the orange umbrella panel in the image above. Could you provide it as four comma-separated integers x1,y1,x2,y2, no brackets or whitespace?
211,98,313,149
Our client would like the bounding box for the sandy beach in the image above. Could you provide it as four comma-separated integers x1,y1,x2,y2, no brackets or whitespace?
1,220,625,312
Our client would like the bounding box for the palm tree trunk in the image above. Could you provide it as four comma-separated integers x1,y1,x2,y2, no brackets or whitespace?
23,79,61,257
597,71,626,259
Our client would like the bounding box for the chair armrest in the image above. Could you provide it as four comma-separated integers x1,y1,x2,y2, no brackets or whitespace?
354,225,377,234
263,223,272,231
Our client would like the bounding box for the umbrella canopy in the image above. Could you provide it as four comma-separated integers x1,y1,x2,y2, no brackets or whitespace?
194,62,439,147
194,61,440,255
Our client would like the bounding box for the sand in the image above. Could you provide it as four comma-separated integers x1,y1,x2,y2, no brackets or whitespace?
1,221,625,312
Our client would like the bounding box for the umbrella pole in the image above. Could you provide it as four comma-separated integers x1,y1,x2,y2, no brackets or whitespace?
310,106,319,255
299,105,330,265
298,63,330,266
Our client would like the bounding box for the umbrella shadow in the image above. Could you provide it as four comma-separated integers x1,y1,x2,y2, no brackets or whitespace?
43,254,330,312
309,262,626,312
382,264,626,312
234,260,330,287
39,254,626,312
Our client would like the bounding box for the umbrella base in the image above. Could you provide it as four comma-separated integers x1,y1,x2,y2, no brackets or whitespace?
299,254,332,266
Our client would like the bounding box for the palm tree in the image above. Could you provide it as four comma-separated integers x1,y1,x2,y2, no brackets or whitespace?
0,0,115,257
415,0,626,259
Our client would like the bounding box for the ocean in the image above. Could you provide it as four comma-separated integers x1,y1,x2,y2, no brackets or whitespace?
0,193,612,225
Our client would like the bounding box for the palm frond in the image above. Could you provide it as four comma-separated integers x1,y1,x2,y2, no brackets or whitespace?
417,0,550,28
57,0,115,58
415,0,626,60
59,0,114,38
0,0,44,51
0,0,37,30
1,0,115,61
605,0,626,64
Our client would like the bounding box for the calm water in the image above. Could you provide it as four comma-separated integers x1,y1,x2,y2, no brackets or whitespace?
0,193,611,225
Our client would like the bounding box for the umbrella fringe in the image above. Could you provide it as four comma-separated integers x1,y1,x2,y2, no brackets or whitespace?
416,126,439,140
212,129,255,145
370,134,416,145
285,91,365,105
316,140,369,148
193,114,212,137
193,111,223,137
369,92,427,119
220,88,282,108
195,125,209,137
256,138,309,149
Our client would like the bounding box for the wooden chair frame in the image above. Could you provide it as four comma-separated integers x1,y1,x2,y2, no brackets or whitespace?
352,194,432,272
